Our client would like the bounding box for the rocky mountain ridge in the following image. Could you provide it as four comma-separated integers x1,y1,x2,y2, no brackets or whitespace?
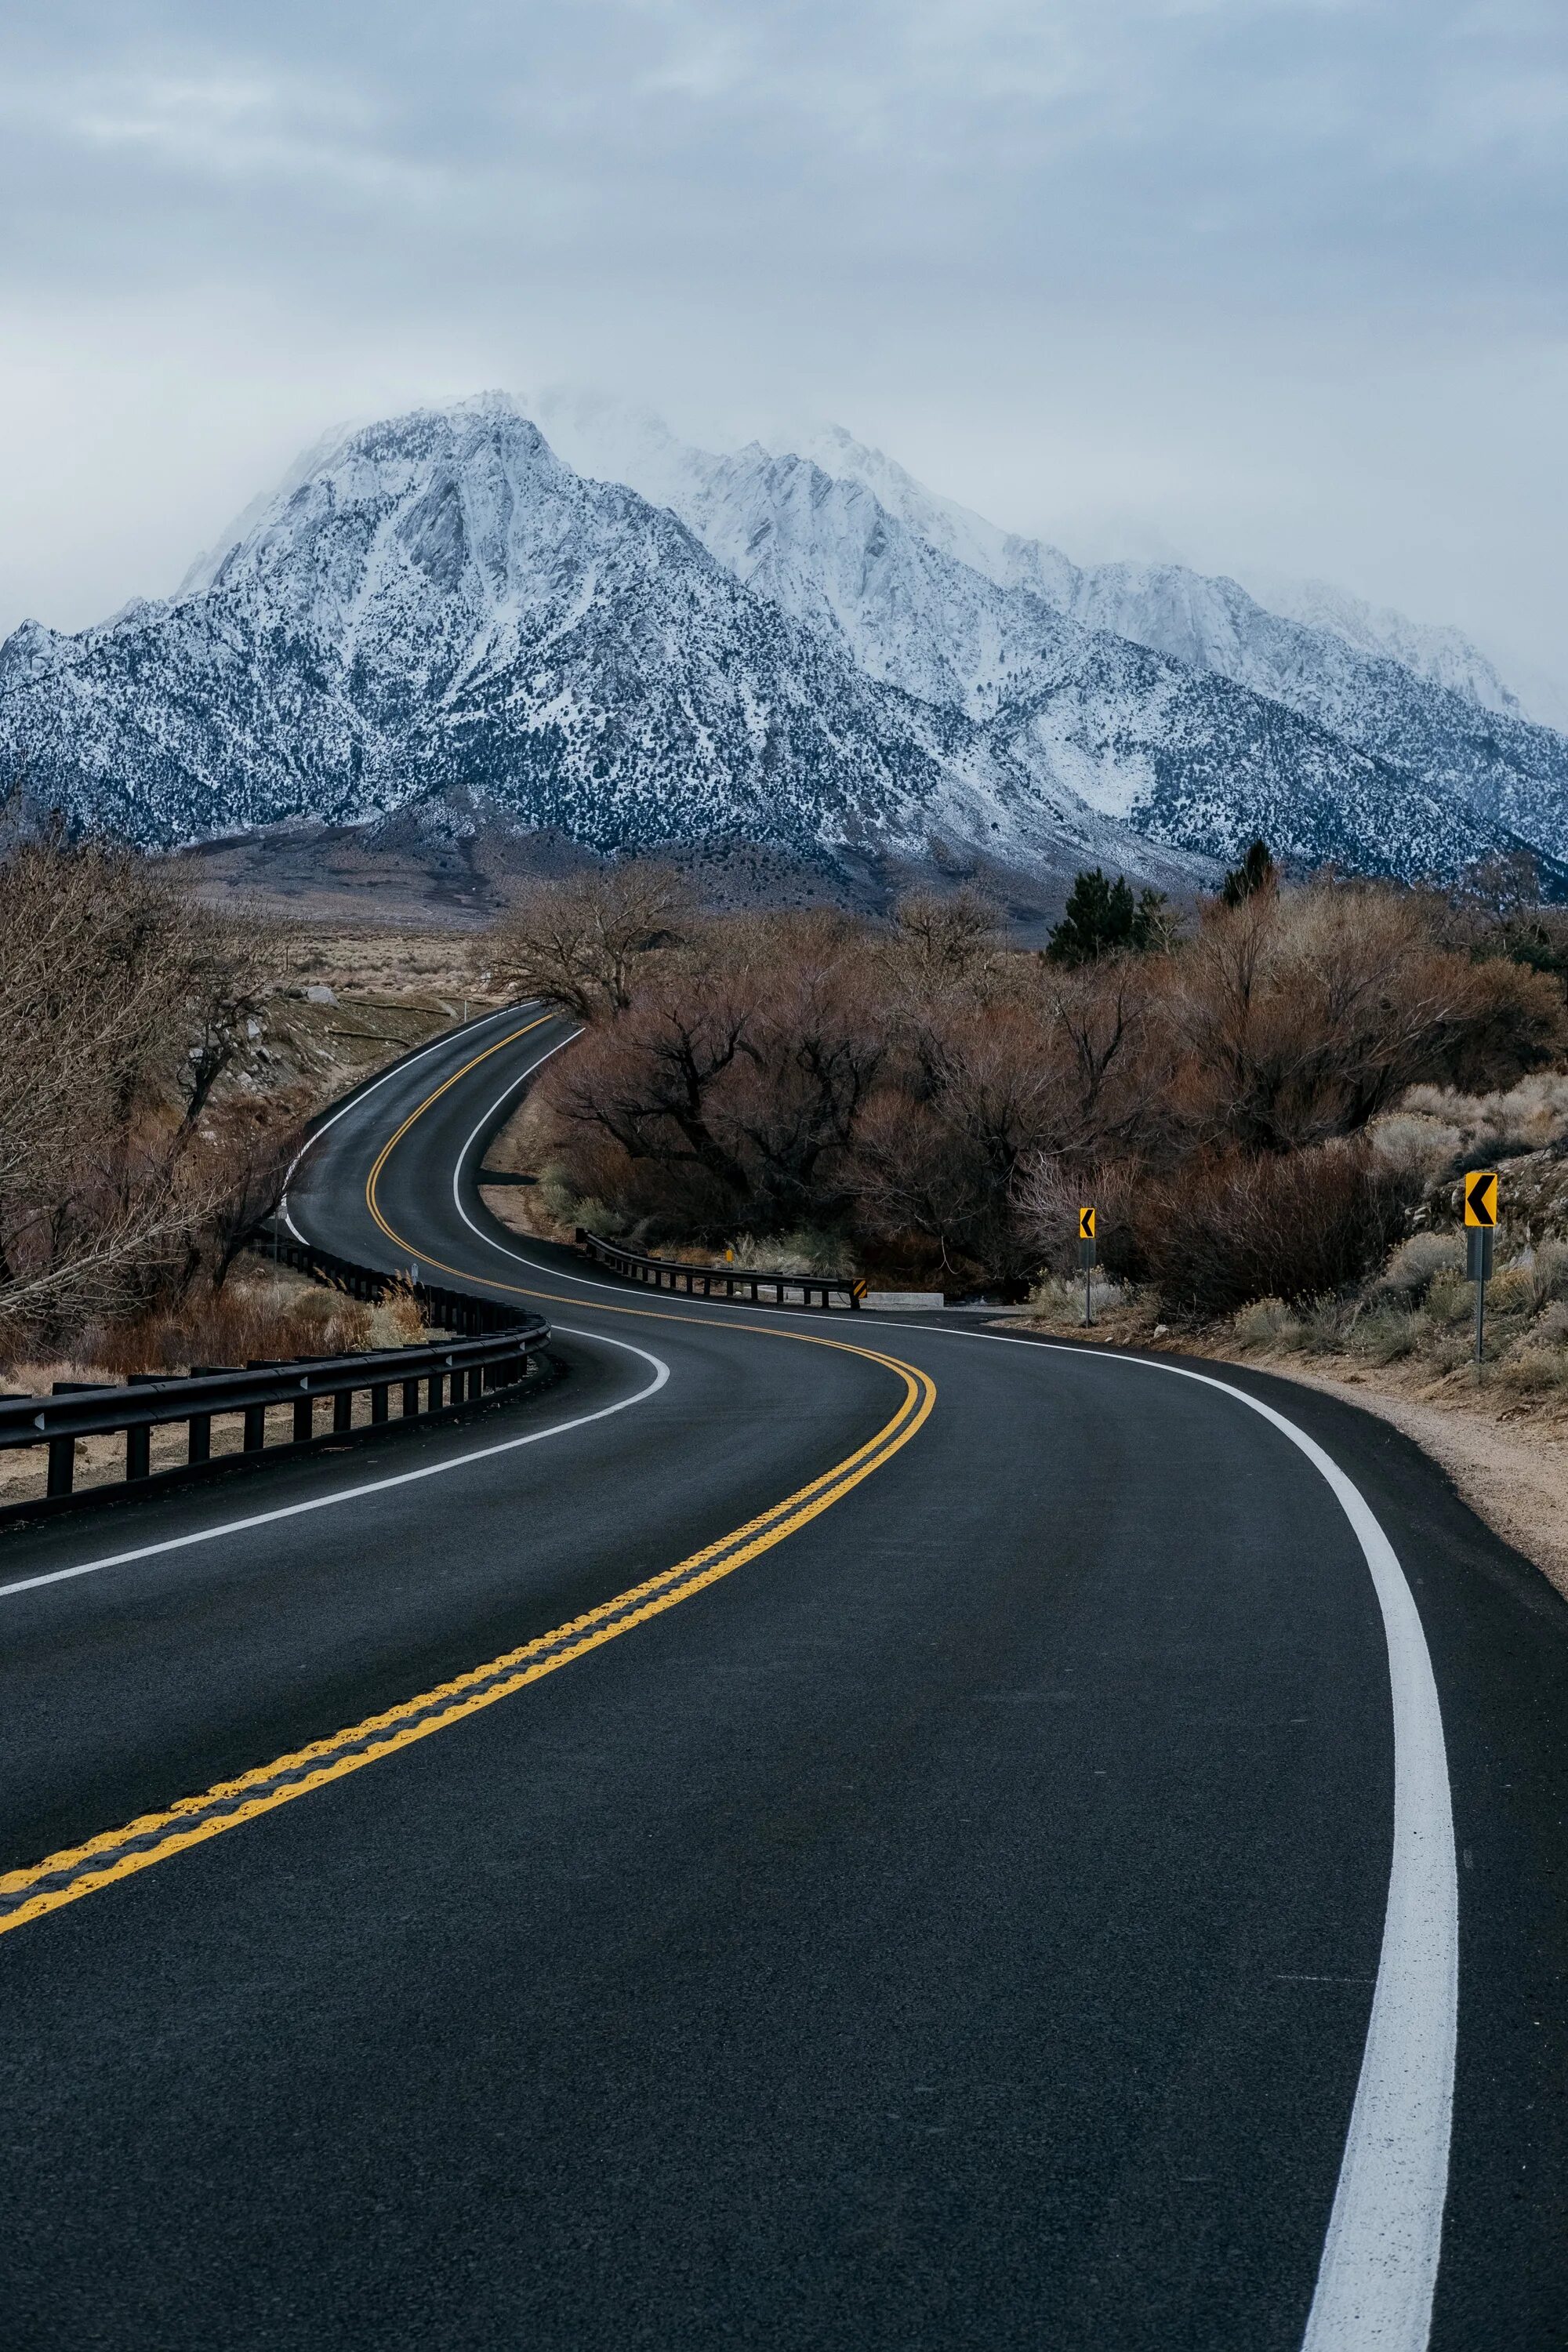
1,390,1563,893
533,397,1568,874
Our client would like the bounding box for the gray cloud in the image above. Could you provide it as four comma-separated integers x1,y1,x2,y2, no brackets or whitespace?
1,1,1563,692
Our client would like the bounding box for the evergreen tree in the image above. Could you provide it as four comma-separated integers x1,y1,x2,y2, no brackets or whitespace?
1046,869,1169,966
1220,838,1279,907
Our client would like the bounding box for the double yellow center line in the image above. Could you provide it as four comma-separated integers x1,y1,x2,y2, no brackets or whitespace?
0,1018,935,1940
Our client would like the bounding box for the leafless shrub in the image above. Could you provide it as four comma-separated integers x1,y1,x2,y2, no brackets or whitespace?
72,1277,375,1380
1165,883,1566,1155
541,915,885,1241
876,887,1002,1004
1134,1140,1420,1317
1014,1158,1142,1280
492,870,1568,1301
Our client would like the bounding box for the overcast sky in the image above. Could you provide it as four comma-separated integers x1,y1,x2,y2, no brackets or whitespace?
2,1,1563,698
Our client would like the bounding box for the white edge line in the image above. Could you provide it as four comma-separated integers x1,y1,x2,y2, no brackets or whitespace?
880,1319,1457,2352
297,1028,1457,2347
278,1002,537,1242
0,1334,670,1602
447,1031,874,1318
452,1033,583,1271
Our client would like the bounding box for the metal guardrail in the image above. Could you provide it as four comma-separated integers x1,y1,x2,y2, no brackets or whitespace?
267,1232,528,1338
0,1237,550,1526
578,1230,864,1312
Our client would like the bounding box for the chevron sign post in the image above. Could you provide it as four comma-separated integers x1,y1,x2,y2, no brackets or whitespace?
1079,1206,1097,1328
1464,1171,1497,1364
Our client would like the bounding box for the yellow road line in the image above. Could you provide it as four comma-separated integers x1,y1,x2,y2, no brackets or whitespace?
1,1018,936,1940
361,1017,925,1372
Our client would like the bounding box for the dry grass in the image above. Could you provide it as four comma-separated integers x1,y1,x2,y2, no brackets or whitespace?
277,922,506,1006
1,1261,429,1388
208,922,512,1109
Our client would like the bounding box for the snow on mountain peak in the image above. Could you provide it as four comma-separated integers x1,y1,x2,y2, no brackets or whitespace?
2,385,1564,895
1236,570,1526,718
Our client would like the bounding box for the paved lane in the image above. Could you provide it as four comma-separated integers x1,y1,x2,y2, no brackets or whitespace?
2,1010,1564,2348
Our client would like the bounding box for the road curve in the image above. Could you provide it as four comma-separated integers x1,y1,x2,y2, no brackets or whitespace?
1,1007,1565,2350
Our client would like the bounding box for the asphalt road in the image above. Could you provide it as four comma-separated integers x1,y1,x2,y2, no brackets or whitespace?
2,1006,1565,2350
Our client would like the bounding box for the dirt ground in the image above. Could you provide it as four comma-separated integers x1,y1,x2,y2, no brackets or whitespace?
182,919,511,1121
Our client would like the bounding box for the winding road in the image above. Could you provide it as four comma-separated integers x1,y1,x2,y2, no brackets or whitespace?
2,1006,1566,2350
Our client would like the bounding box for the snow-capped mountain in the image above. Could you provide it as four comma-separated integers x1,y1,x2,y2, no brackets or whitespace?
776,418,1541,720
0,397,1202,884
1236,572,1523,717
754,422,1568,866
1,389,1562,892
531,396,1568,880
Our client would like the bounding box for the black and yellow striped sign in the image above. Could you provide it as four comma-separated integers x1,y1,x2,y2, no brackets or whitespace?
1463,1171,1498,1229
1079,1206,1096,1242
851,1278,867,1301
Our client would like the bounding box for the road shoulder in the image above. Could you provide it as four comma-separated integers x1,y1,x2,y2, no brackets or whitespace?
1225,1358,1568,1605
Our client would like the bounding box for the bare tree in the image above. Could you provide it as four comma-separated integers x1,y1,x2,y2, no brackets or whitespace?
176,900,283,1127
482,863,695,1021
540,919,887,1238
554,993,756,1206
0,823,289,1341
879,887,1000,996
1163,882,1565,1153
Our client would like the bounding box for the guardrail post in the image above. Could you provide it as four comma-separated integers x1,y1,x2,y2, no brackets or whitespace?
2,1243,549,1528
47,1434,75,1497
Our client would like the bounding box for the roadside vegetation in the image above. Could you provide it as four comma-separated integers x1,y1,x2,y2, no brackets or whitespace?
0,813,487,1385
12,804,1568,1409
479,845,1568,1323
1034,1069,1568,1380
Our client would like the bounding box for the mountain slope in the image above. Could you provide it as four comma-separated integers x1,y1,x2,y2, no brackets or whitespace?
0,390,1556,891
778,422,1568,866
0,398,1200,884
1236,572,1524,716
526,402,1546,881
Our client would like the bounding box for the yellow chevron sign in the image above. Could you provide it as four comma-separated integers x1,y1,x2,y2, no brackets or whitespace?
1463,1171,1498,1229
1079,1206,1096,1242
